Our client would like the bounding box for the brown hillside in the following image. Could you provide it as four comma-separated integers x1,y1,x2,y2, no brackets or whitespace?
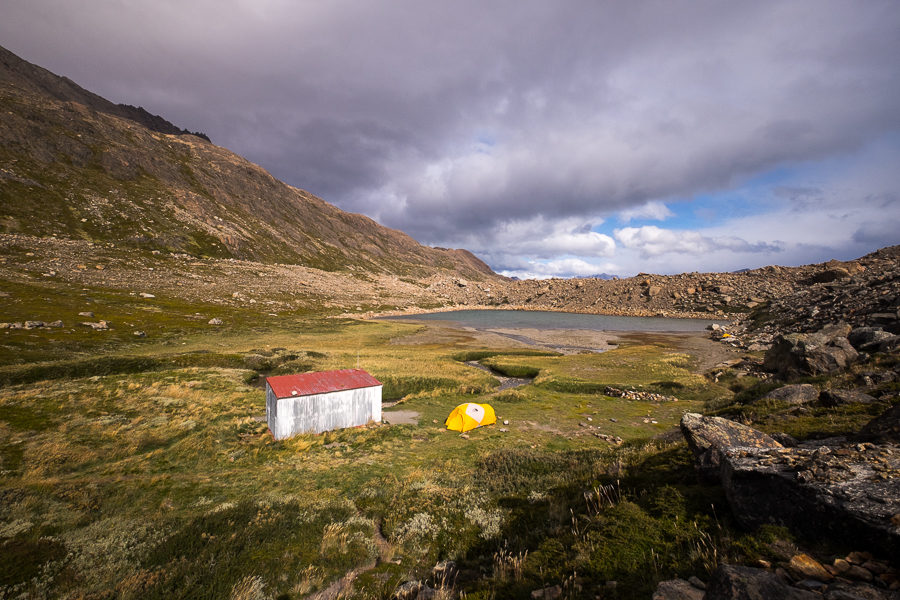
0,45,498,281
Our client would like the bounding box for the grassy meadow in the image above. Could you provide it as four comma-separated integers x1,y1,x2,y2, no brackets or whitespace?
2,278,882,599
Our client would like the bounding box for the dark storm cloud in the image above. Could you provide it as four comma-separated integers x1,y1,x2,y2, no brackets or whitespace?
3,0,899,274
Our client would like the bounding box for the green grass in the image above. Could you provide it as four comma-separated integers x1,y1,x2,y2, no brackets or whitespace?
0,309,860,599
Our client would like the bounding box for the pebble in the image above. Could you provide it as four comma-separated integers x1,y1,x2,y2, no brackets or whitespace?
794,579,827,592
845,565,873,582
788,554,832,581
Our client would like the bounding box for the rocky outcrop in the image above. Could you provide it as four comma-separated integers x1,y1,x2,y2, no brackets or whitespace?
680,413,783,482
849,327,900,353
763,323,858,379
737,246,900,346
720,442,899,558
680,410,900,560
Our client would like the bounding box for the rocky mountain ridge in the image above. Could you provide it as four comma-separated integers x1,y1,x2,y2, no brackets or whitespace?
3,231,897,325
0,45,497,281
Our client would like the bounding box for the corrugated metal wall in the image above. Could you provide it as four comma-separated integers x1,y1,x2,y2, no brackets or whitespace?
267,385,382,439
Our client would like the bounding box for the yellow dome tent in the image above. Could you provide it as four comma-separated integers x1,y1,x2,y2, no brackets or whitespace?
445,402,496,432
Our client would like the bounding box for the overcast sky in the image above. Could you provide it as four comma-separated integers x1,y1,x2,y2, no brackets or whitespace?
3,1,899,277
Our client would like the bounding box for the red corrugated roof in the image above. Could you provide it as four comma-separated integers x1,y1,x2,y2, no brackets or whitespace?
266,369,382,399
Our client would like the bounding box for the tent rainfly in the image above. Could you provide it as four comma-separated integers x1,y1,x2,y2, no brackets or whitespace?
445,402,496,432
265,369,382,439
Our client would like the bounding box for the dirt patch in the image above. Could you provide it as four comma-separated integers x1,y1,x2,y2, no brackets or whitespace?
617,331,741,373
388,323,619,355
389,323,534,349
486,327,619,353
381,409,420,425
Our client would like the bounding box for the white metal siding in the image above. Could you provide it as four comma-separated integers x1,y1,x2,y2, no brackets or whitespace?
268,384,382,439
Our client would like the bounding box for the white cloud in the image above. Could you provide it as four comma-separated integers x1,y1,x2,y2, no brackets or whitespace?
617,201,674,222
499,257,619,280
614,226,782,258
444,215,615,261
2,1,899,278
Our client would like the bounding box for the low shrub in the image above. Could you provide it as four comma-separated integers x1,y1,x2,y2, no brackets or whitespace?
377,375,461,400
451,350,558,362
486,364,539,379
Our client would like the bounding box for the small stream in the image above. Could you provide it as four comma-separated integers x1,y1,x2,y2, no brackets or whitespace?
465,360,532,391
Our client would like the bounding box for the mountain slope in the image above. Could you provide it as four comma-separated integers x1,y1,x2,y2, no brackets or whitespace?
0,45,497,280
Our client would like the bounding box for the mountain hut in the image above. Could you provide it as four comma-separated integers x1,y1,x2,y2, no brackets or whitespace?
265,369,382,439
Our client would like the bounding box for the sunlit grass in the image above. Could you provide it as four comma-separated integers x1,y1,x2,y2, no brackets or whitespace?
0,314,804,599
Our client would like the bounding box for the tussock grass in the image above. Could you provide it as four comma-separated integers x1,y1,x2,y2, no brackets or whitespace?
0,315,795,599
0,352,247,387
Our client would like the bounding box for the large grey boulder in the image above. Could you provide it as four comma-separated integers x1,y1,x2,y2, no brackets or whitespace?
818,389,879,407
720,442,900,558
680,413,783,482
704,564,818,599
763,323,858,379
759,384,819,405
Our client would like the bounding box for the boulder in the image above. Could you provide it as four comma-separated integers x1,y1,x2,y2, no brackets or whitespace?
430,560,458,582
788,554,832,581
680,413,783,482
720,442,900,558
824,581,900,600
856,404,900,444
760,384,819,405
393,581,425,600
763,323,858,379
704,564,818,599
807,267,852,284
818,389,878,407
530,585,562,599
651,578,704,600
848,327,898,352
857,370,898,387
770,432,799,447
